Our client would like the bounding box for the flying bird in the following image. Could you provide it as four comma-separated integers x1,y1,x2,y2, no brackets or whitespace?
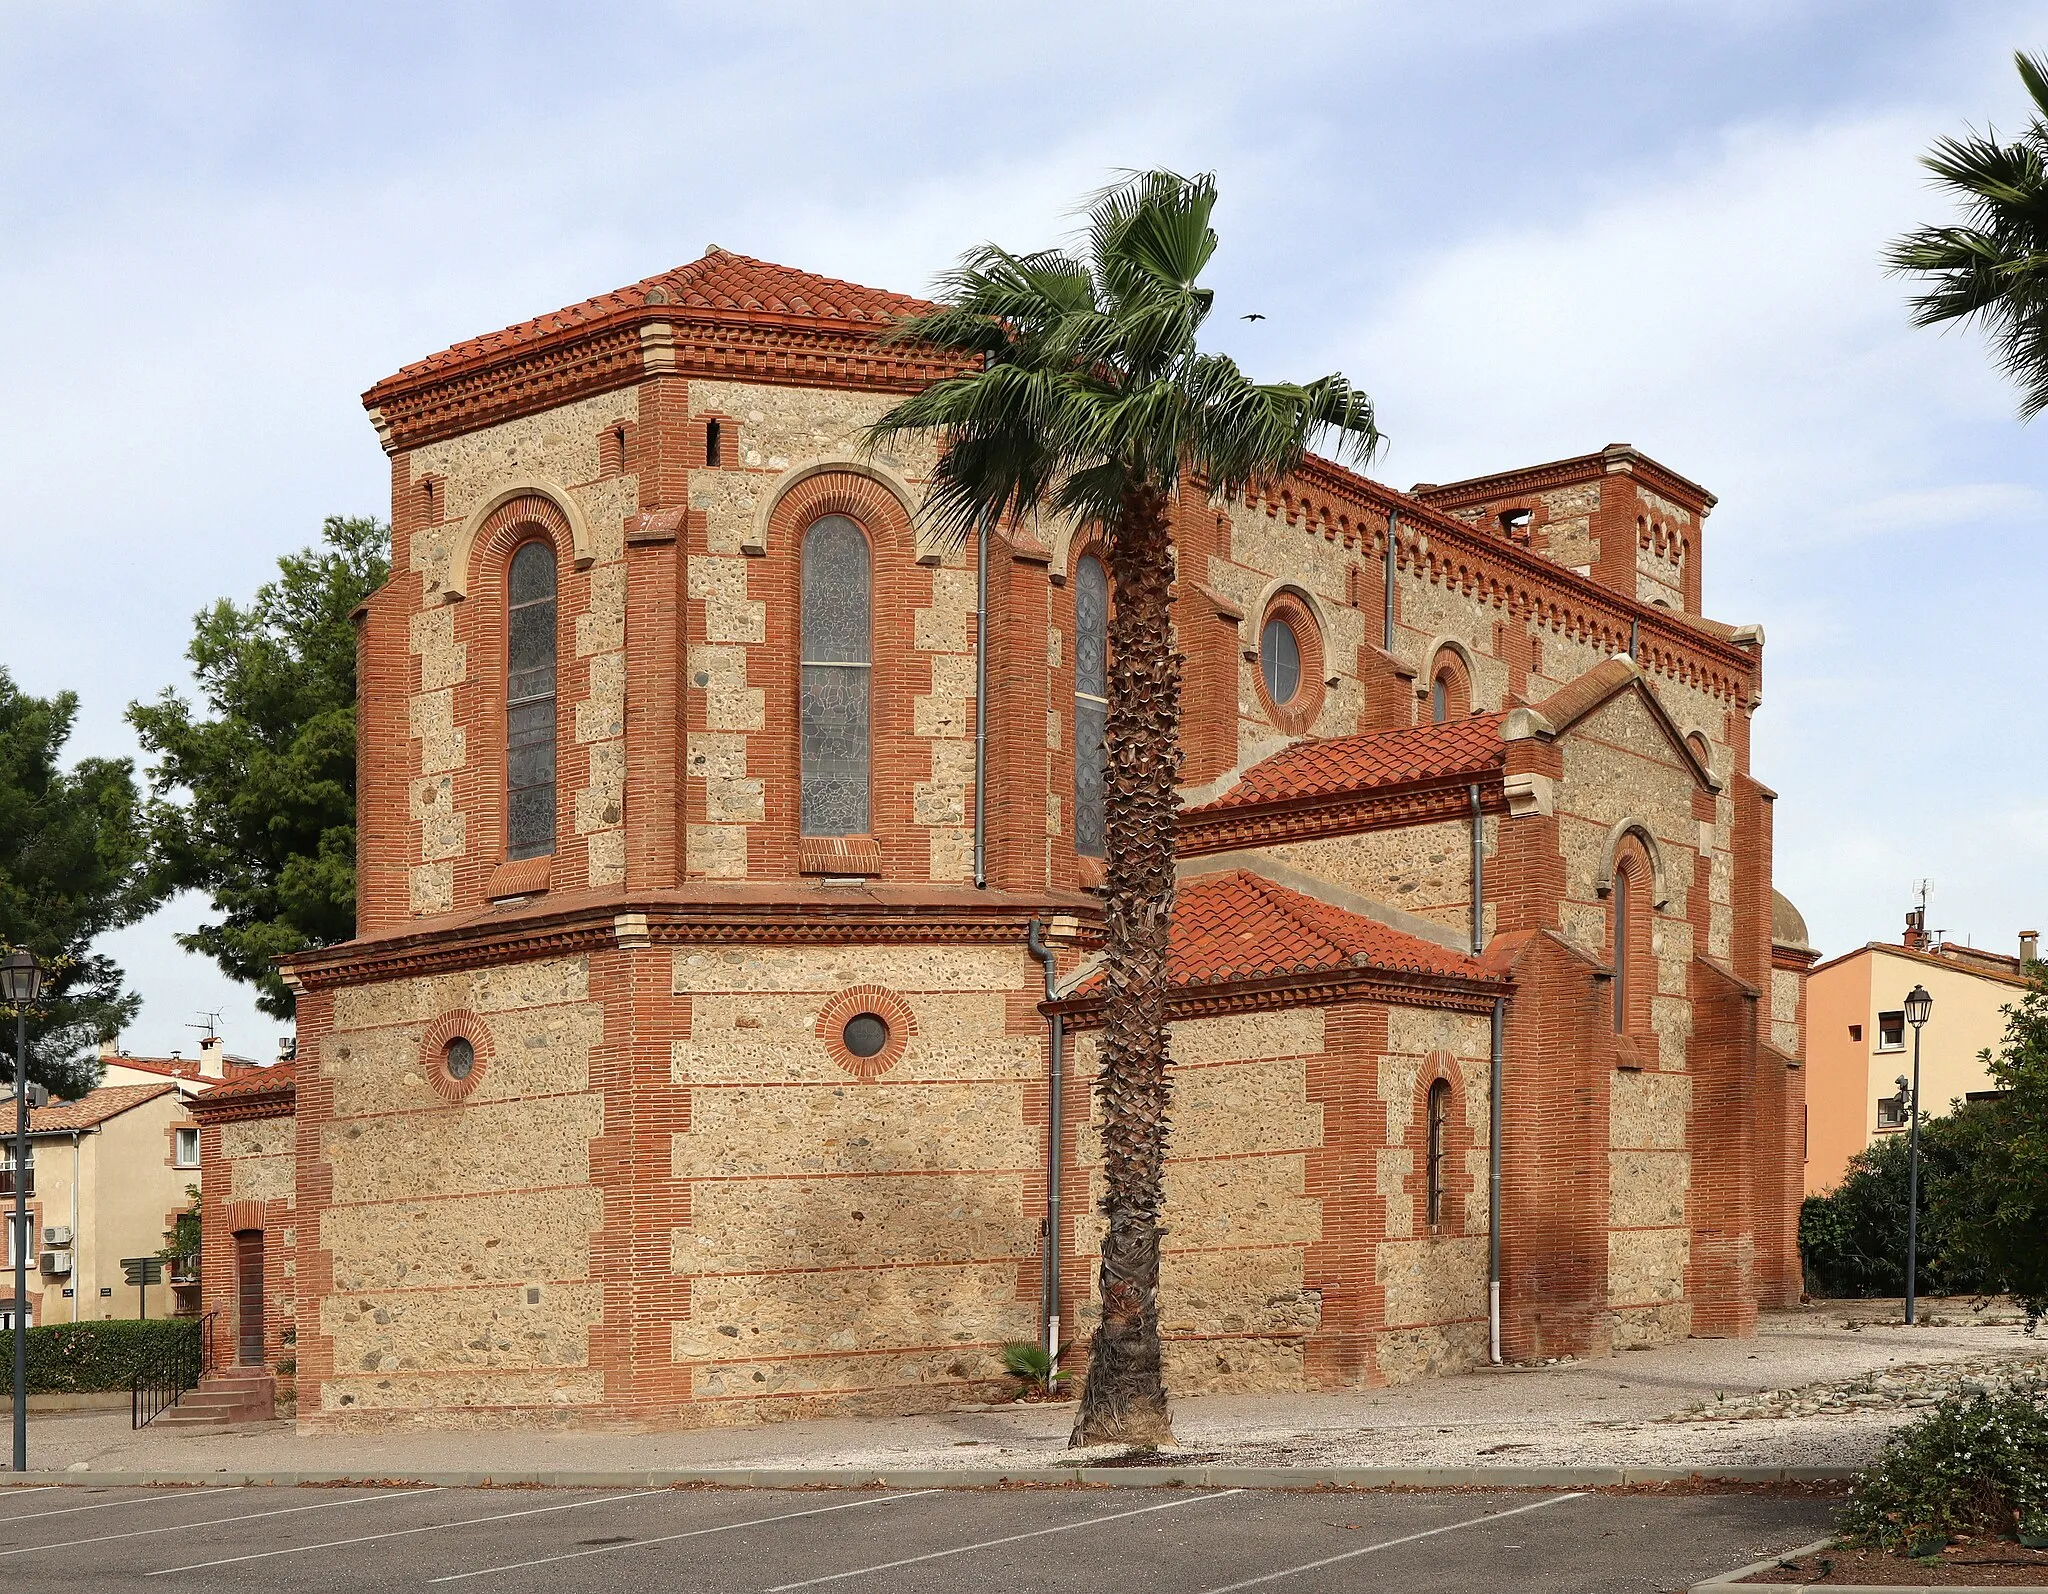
1241,313,1266,321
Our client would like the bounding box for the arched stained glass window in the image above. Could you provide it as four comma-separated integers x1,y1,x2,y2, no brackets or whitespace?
1612,866,1631,1032
506,540,558,860
1074,555,1108,859
800,516,872,836
1426,1079,1450,1230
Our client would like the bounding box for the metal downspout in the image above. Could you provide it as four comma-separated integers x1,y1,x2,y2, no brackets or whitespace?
1469,783,1484,956
1489,997,1505,1364
1383,511,1398,652
973,523,989,890
1025,919,1064,1361
70,1132,80,1323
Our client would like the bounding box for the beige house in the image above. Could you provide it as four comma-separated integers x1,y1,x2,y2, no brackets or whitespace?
1804,915,2038,1195
3,1083,203,1327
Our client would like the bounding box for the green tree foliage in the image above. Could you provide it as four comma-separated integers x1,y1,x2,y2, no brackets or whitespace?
1886,51,2048,417
0,671,160,1099
1931,970,2048,1319
1799,1109,1998,1298
129,516,388,1019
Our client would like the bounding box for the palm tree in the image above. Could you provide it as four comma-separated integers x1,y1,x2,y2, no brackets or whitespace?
866,171,1381,1445
1887,51,2048,418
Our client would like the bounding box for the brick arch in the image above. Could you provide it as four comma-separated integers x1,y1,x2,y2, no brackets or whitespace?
1409,1048,1476,1237
1251,585,1327,736
439,482,593,604
1595,818,1670,909
1422,637,1478,720
1605,831,1659,1043
758,460,922,557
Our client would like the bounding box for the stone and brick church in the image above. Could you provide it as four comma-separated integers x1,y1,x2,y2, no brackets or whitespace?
195,249,1815,1431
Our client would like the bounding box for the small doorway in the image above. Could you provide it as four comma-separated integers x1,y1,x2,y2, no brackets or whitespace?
234,1231,265,1368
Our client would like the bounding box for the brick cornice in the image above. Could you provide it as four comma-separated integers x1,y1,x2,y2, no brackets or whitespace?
1177,774,1507,857
1052,962,1507,1028
363,315,973,454
191,1086,295,1124
1410,446,1717,516
280,887,1103,991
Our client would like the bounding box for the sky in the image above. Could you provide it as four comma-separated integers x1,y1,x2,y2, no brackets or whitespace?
3,0,2043,1061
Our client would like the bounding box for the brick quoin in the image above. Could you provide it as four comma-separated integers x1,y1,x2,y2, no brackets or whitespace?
203,251,1807,1431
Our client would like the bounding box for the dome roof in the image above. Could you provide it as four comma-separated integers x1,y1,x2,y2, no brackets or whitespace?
1771,890,1813,951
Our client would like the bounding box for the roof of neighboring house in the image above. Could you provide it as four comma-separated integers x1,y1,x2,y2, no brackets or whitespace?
26,1082,178,1135
98,1054,203,1081
1074,870,1493,995
1808,939,2037,989
378,249,934,386
1186,714,1508,815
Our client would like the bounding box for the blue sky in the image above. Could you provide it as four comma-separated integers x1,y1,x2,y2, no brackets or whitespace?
3,1,2042,1059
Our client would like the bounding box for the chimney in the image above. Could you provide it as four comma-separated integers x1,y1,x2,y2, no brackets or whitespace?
199,1034,226,1080
1903,906,1927,952
2023,930,2040,965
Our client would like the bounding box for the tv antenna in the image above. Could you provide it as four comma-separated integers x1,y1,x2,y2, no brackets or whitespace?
187,1012,222,1042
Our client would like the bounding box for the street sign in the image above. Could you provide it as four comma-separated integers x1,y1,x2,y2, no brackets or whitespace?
120,1257,163,1286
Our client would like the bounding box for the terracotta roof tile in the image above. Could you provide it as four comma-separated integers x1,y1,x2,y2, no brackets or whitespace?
387,249,933,382
1189,715,1506,814
1077,871,1490,995
26,1082,178,1134
98,1054,201,1080
192,1063,294,1103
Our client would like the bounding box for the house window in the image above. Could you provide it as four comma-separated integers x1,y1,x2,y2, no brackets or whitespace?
1074,555,1108,858
1259,614,1302,706
1876,1092,1907,1129
174,1127,199,1168
1876,1011,1905,1052
0,1299,30,1331
0,1146,30,1198
506,540,558,861
1848,1024,1862,1042
1426,1079,1451,1230
1612,867,1631,1033
800,515,872,836
3,1211,33,1269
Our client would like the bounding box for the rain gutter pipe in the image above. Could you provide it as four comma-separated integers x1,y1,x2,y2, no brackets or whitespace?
1469,783,1484,956
973,523,989,890
1026,918,1064,1362
1489,997,1505,1364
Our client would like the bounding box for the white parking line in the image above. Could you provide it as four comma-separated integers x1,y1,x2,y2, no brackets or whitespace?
1186,1491,1588,1594
766,1488,1246,1591
0,1487,60,1510
149,1489,658,1575
0,1487,437,1559
0,1487,246,1524
430,1491,937,1584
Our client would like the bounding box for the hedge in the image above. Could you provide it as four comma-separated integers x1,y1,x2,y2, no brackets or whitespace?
0,1319,200,1393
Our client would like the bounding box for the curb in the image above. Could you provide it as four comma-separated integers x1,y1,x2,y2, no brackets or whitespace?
1,1463,1859,1492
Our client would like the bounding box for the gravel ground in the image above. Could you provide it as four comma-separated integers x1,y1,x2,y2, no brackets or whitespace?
17,1302,2041,1478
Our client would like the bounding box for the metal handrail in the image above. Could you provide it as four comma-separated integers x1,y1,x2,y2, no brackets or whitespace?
131,1311,214,1429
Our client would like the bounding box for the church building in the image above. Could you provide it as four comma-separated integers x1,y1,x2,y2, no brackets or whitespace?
196,250,1813,1431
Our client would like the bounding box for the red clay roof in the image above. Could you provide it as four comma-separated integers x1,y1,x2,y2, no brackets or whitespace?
384,249,933,383
27,1082,177,1134
1075,870,1491,994
98,1054,202,1081
1189,715,1506,814
190,1063,294,1104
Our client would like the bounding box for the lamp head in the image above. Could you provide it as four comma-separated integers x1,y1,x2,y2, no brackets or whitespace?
0,948,44,1004
1904,984,1932,1028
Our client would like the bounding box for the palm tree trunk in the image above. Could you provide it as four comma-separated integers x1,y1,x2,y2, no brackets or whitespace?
1071,483,1180,1448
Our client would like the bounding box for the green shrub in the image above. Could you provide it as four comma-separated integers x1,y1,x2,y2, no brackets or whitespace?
1841,1382,2048,1551
1000,1340,1066,1395
0,1319,201,1393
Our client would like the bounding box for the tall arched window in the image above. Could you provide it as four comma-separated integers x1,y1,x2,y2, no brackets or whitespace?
800,515,872,836
506,540,558,860
1428,647,1471,723
1611,865,1631,1032
1426,1079,1451,1230
1430,673,1450,723
1074,555,1108,858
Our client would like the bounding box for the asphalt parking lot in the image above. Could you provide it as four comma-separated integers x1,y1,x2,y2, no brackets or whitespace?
0,1482,1833,1593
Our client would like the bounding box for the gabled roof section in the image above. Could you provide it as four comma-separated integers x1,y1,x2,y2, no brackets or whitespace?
27,1082,177,1135
1409,443,1717,517
1070,870,1492,999
189,1063,296,1122
373,248,933,388
1187,714,1507,816
1510,655,1718,791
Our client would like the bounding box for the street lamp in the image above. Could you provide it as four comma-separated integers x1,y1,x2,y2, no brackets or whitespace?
1,947,46,1474
1902,982,1933,1327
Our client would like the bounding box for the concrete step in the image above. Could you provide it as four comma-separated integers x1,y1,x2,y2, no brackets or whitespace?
151,1371,276,1427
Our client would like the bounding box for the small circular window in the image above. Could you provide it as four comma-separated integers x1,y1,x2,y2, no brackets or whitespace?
443,1037,475,1081
1259,616,1301,706
842,1013,889,1059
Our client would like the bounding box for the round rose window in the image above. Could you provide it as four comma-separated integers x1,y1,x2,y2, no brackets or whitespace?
842,1013,889,1059
1259,615,1301,705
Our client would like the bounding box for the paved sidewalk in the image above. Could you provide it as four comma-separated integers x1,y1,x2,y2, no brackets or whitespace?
15,1303,2040,1481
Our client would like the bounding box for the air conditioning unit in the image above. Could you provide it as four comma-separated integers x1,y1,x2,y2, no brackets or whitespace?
39,1250,71,1275
42,1225,71,1248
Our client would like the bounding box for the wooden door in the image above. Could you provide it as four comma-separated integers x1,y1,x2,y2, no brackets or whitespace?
234,1231,265,1367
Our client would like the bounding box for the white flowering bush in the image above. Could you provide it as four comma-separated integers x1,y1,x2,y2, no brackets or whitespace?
1842,1379,2048,1551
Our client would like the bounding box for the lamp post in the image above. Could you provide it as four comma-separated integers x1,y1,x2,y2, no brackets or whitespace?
1902,982,1933,1326
2,947,46,1473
